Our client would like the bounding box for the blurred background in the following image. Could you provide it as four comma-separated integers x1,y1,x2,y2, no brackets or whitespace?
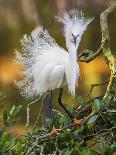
0,0,116,135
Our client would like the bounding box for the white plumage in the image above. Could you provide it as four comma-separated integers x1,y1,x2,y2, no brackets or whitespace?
15,10,93,99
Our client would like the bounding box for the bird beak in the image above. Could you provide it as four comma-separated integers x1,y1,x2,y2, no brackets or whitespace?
73,36,77,47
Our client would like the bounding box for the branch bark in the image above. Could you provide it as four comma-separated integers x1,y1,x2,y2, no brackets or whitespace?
77,2,116,99
100,3,116,99
77,47,103,63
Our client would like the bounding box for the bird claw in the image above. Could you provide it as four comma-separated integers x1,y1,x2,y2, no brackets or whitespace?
49,127,60,136
73,118,83,126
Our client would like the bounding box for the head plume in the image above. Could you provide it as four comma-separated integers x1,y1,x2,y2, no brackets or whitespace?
56,10,94,37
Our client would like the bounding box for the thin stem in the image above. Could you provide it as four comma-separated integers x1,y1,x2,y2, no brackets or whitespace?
89,79,109,95
77,47,103,63
25,98,40,135
26,110,96,154
32,96,45,132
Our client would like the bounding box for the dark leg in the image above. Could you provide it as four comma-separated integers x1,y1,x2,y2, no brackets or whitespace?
58,88,74,119
42,92,53,118
49,91,53,117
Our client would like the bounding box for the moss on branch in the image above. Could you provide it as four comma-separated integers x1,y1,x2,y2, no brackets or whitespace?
78,2,116,100
100,3,116,99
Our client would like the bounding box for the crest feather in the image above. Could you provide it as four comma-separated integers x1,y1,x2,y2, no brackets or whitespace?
56,10,94,35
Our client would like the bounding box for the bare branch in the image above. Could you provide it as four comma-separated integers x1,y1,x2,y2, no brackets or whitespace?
77,47,103,63
89,79,109,95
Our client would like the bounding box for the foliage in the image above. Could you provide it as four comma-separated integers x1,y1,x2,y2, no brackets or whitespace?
0,89,116,155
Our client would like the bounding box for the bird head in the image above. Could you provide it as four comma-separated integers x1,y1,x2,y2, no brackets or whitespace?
56,10,94,51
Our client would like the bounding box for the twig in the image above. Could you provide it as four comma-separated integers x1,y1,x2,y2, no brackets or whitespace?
81,128,112,150
77,50,93,59
89,79,109,95
78,95,103,116
25,98,40,135
77,47,103,63
26,110,96,154
32,96,45,132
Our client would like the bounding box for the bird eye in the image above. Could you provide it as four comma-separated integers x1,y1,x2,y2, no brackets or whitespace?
72,33,74,37
72,33,79,38
76,34,79,37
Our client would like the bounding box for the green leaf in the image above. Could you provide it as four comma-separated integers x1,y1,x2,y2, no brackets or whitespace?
110,141,116,152
2,138,17,151
5,120,16,127
87,115,98,125
108,110,116,121
79,148,97,155
110,89,116,97
29,152,36,155
9,105,22,117
87,124,94,130
9,105,15,116
59,149,72,155
18,143,26,153
2,132,9,145
92,99,104,112
77,96,84,106
99,137,109,155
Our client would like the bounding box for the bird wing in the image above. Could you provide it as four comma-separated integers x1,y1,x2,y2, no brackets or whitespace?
15,27,66,99
15,27,62,69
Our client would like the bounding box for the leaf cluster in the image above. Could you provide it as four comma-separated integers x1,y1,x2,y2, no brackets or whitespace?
26,90,116,155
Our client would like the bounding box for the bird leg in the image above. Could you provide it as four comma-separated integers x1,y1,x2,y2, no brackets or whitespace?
58,88,74,119
58,88,83,126
44,91,60,137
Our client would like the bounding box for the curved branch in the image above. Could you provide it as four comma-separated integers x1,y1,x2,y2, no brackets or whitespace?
78,2,116,99
100,3,116,99
77,47,103,63
89,79,109,95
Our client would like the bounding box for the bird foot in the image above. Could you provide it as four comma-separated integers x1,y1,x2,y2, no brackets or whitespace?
49,127,60,136
73,118,83,126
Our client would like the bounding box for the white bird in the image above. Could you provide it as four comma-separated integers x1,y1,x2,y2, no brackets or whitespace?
15,10,93,118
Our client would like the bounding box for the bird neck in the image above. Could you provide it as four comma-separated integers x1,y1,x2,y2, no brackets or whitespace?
68,38,81,63
66,45,79,96
68,46,77,64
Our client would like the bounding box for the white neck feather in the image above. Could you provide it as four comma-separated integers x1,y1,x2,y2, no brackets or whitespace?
66,40,80,96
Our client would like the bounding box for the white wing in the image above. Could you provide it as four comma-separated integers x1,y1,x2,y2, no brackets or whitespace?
15,27,67,99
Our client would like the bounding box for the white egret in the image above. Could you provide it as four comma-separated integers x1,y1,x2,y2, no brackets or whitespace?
15,10,93,119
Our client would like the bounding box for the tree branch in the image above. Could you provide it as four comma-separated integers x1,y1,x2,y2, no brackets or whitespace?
26,110,97,154
100,2,116,100
77,47,103,63
89,79,109,95
77,2,116,99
